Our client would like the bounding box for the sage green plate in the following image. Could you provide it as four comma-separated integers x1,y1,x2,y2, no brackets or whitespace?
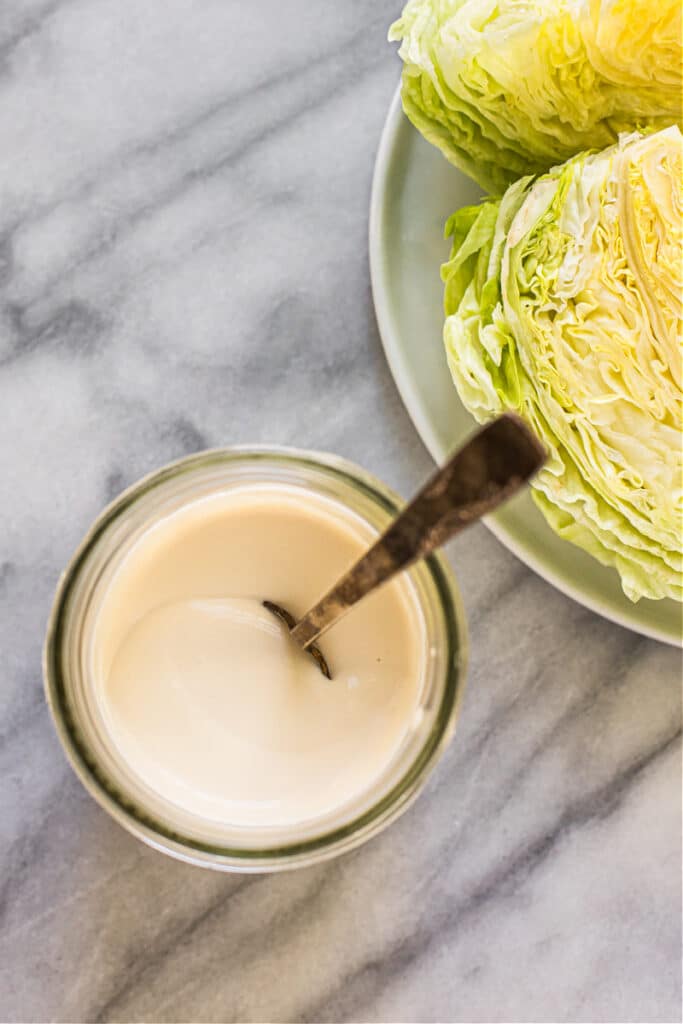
369,89,681,647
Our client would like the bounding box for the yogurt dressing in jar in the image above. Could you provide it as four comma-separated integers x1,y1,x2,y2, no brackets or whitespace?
44,449,466,869
93,485,425,828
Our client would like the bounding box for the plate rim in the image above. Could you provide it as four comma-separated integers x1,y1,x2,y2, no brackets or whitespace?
369,86,681,648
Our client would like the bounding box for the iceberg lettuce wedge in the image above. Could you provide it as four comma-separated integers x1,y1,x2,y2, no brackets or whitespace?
442,127,683,601
390,0,683,192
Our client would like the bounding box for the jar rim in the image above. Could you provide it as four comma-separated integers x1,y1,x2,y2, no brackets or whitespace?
43,446,468,871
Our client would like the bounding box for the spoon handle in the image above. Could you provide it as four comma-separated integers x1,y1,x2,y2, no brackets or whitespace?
291,413,546,650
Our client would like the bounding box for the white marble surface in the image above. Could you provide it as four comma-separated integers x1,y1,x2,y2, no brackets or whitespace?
0,2,681,1022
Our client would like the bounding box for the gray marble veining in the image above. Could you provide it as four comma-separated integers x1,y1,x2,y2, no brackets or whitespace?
0,2,680,1022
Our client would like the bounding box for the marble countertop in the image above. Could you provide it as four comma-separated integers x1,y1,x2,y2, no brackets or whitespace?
1,2,680,1022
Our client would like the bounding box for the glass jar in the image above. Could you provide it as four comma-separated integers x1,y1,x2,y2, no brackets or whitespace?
43,447,467,871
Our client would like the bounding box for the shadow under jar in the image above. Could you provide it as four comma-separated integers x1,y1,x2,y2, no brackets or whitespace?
44,447,467,871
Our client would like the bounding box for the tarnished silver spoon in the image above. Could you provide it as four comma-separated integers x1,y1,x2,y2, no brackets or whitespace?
265,413,546,678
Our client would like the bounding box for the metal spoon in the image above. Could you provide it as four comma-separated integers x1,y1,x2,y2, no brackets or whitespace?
264,413,546,678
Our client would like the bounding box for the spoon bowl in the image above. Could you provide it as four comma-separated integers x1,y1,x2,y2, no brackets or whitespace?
262,600,333,679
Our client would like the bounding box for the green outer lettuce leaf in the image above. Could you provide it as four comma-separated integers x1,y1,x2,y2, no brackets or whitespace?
390,0,683,193
442,127,683,602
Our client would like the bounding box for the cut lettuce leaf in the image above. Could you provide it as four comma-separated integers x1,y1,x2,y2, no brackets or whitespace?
442,127,683,602
390,0,683,192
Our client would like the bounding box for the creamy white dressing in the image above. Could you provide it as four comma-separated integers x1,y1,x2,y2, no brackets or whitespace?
92,485,426,827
